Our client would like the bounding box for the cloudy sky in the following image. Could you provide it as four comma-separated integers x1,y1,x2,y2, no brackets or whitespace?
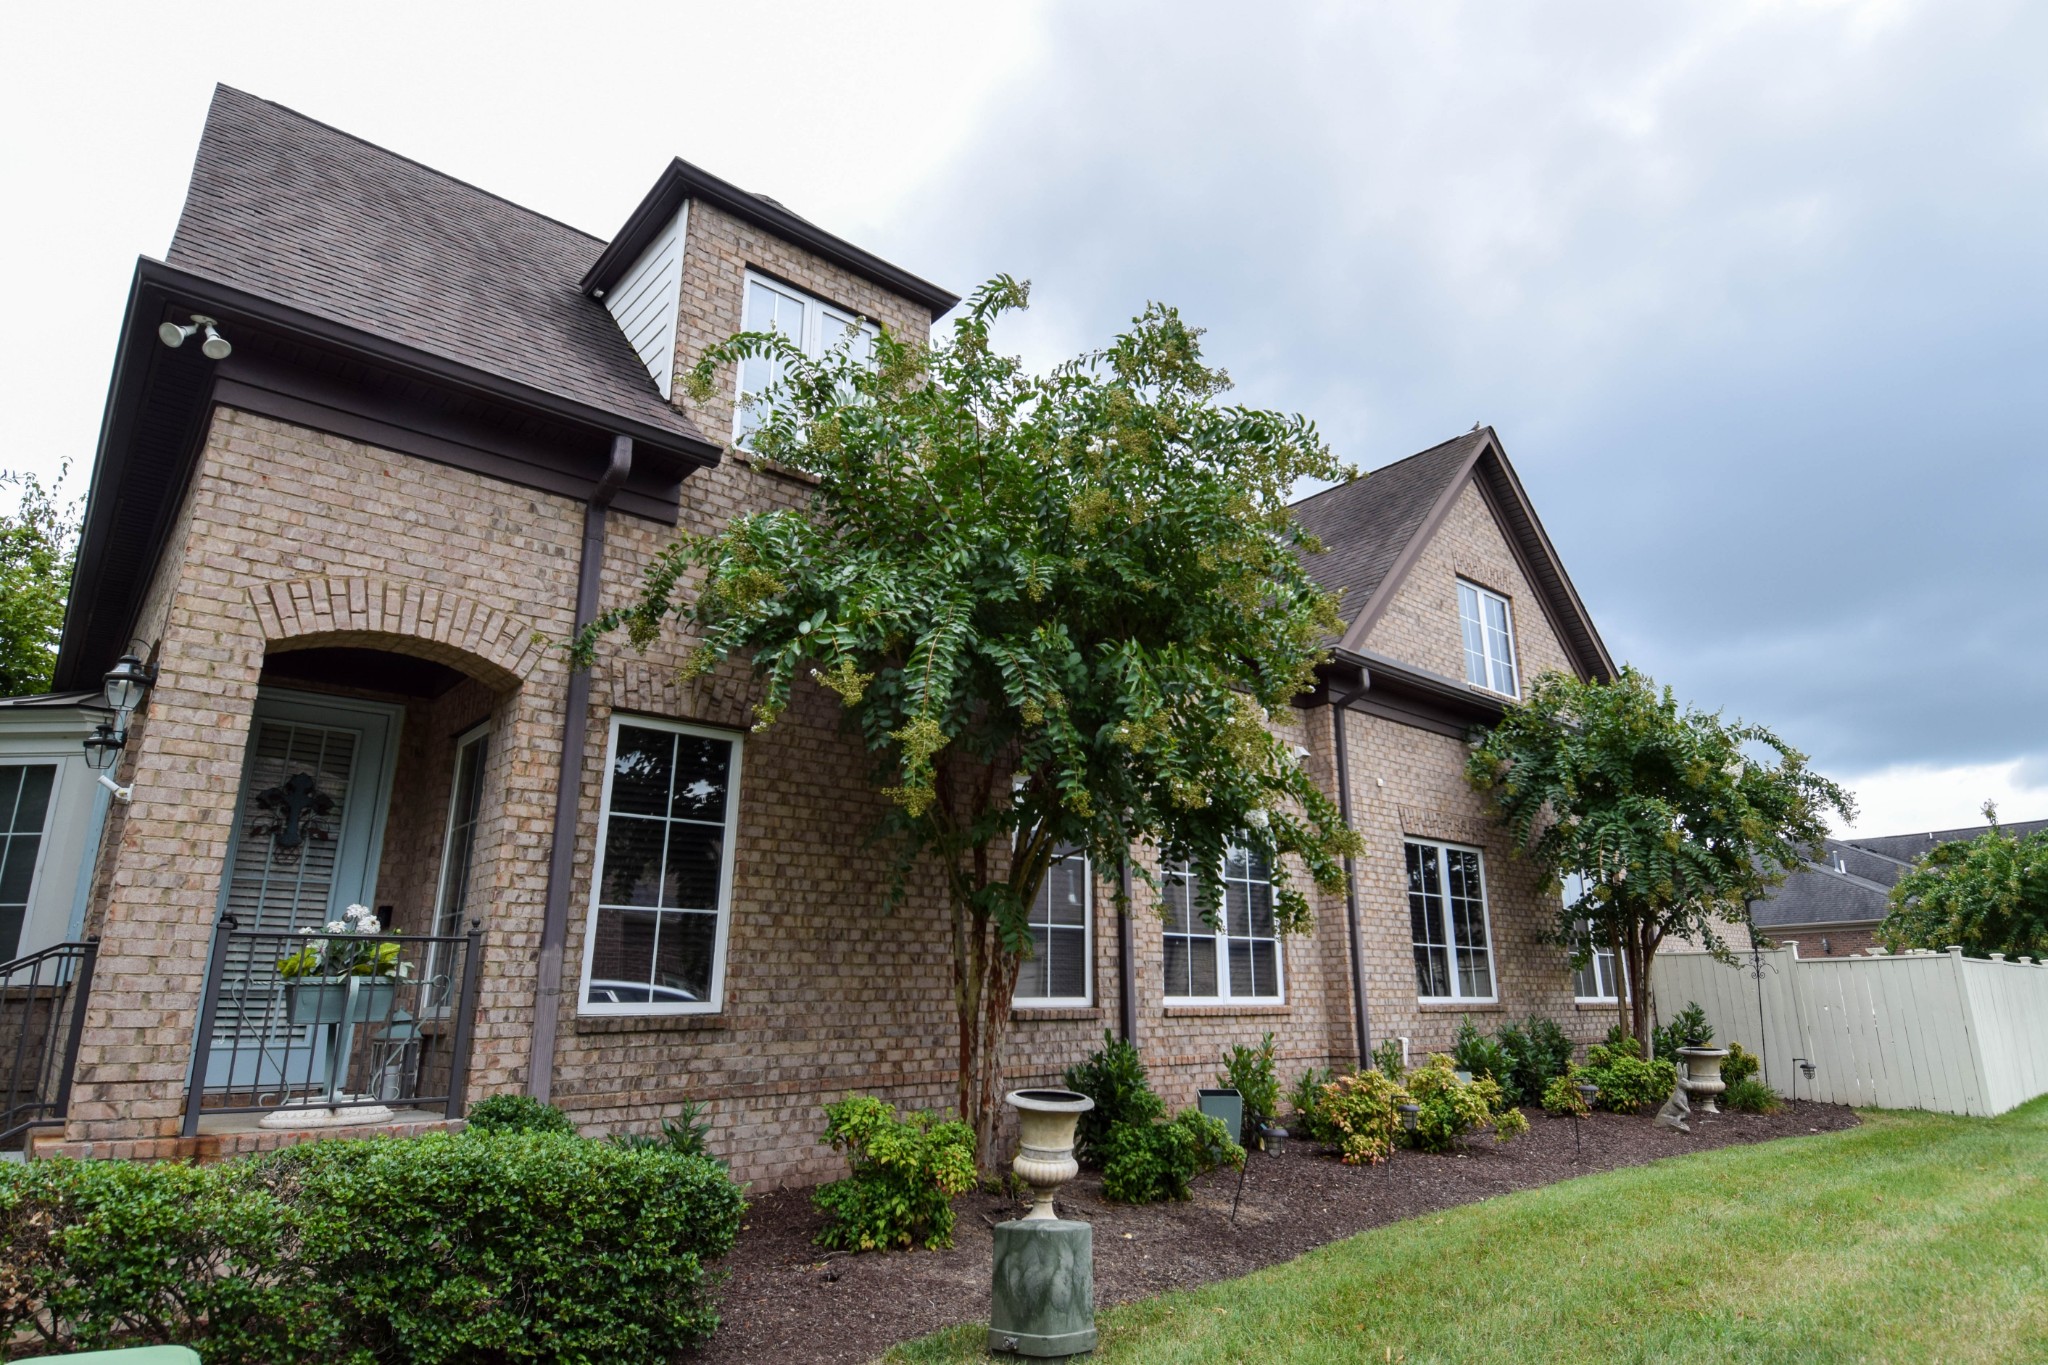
4,1,2042,833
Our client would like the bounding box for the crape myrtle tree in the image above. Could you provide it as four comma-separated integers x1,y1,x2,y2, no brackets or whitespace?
582,279,1362,1166
1465,666,1853,1052
1880,803,2048,961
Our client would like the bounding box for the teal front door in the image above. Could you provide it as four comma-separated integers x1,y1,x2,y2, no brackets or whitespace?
203,688,402,1093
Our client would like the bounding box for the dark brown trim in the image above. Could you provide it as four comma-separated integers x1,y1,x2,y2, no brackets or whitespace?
527,435,633,1105
1469,447,1615,680
581,161,960,317
1330,673,1373,1068
1117,856,1137,1044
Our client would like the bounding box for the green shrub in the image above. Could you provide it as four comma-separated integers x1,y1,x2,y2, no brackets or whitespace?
1652,1002,1714,1063
812,1096,976,1252
1402,1055,1527,1152
1450,1017,1513,1090
0,1131,747,1364
0,1156,323,1362
464,1092,577,1136
1288,1065,1332,1128
610,1098,719,1163
1724,1077,1781,1114
1100,1109,1244,1204
1370,1037,1407,1081
1063,1031,1164,1166
1316,1068,1405,1165
1220,1032,1281,1136
1541,1073,1591,1117
1580,1041,1680,1113
1496,1016,1576,1106
1721,1042,1761,1088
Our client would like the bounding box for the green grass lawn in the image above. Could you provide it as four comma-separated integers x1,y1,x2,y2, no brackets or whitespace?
890,1099,2048,1364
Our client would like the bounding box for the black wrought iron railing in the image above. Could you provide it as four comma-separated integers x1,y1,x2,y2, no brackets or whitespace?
1,939,98,1149
182,917,483,1138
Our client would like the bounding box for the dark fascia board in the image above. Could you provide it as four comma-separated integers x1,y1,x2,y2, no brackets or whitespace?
1318,646,1508,740
132,259,724,468
580,159,961,319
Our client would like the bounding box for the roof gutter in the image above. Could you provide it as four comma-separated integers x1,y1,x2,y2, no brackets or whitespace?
527,434,633,1103
134,259,724,467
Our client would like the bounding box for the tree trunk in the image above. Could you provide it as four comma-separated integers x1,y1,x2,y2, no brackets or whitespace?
950,892,1023,1175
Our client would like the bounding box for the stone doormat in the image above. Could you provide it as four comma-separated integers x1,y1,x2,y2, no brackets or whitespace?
688,1100,1859,1365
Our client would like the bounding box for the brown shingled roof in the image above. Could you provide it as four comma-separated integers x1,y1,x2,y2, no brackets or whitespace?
165,85,711,449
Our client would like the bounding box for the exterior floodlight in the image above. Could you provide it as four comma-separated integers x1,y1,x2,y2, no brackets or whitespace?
102,654,155,716
158,314,229,359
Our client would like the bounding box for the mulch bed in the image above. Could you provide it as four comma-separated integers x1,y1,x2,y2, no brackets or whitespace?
689,1100,1858,1365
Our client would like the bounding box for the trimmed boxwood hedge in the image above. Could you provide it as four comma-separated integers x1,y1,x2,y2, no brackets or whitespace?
0,1127,746,1363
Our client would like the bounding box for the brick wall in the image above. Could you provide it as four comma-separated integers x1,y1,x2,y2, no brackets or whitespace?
64,203,1616,1182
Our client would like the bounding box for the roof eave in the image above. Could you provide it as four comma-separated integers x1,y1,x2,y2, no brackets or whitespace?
580,158,961,319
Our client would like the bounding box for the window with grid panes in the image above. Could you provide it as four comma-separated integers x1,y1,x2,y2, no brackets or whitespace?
1162,844,1281,1002
1406,838,1496,1001
0,764,55,960
735,271,878,444
1015,847,1090,1005
1456,580,1519,697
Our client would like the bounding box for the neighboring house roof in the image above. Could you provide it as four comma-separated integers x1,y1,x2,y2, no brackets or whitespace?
166,85,710,450
0,692,105,712
1291,427,1614,682
1752,817,2048,930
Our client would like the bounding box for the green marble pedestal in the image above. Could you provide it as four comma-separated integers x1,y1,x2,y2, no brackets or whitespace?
989,1218,1096,1357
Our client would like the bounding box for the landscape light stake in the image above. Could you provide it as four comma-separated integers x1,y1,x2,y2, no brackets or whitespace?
1229,1156,1248,1225
1573,1081,1599,1158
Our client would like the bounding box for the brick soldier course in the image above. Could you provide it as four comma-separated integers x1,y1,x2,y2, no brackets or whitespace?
39,87,1621,1185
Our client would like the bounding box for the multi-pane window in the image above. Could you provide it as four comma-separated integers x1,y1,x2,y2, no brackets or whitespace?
1162,844,1282,1002
1562,873,1625,1000
1015,848,1090,1005
735,271,879,443
579,719,741,1014
1457,580,1519,697
0,764,55,960
1406,839,1496,1001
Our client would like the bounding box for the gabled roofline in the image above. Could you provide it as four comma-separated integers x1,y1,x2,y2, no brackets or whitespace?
580,158,961,319
1335,428,1615,682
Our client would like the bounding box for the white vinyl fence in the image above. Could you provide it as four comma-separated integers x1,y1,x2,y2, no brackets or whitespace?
1651,945,2048,1116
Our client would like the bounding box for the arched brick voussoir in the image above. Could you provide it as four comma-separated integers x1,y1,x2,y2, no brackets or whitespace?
247,576,549,692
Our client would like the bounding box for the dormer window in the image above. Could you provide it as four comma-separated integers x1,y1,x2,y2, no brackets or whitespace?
736,270,878,443
1457,579,1518,697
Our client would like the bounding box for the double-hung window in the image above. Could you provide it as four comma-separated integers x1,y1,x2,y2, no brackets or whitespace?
1457,580,1519,697
0,764,55,960
1406,838,1496,1002
1564,874,1626,1002
735,271,879,444
1162,844,1282,1002
1015,847,1091,1006
579,717,742,1015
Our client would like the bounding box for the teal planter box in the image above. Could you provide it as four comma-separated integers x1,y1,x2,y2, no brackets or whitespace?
990,1218,1095,1357
56,1350,201,1363
1197,1087,1244,1146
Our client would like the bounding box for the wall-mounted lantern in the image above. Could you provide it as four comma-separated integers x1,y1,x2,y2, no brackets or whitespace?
83,653,156,803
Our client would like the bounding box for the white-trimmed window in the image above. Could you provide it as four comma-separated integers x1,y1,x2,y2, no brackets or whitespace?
0,764,55,961
578,717,742,1015
1406,838,1496,1002
1562,874,1628,1002
1015,847,1091,1006
1457,580,1519,697
1163,844,1282,1002
736,270,879,443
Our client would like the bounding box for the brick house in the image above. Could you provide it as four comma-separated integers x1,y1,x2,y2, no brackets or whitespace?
4,86,1622,1183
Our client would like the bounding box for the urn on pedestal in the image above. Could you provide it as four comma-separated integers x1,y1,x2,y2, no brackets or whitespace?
991,1088,1097,1358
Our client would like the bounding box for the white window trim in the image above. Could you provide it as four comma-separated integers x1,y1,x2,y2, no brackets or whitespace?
734,269,879,443
1571,920,1631,1004
1457,578,1520,699
1013,848,1093,1008
1162,847,1286,1005
576,714,743,1017
1407,837,1499,1005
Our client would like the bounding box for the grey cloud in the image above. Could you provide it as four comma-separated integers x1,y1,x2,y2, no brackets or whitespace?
887,0,2048,777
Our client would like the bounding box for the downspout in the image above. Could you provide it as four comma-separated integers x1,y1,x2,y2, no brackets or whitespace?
1117,856,1137,1043
1331,674,1374,1068
527,435,633,1102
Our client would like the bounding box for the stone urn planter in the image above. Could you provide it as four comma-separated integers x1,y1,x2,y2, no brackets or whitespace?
285,976,398,1026
1006,1088,1094,1220
990,1089,1097,1359
1677,1046,1730,1114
